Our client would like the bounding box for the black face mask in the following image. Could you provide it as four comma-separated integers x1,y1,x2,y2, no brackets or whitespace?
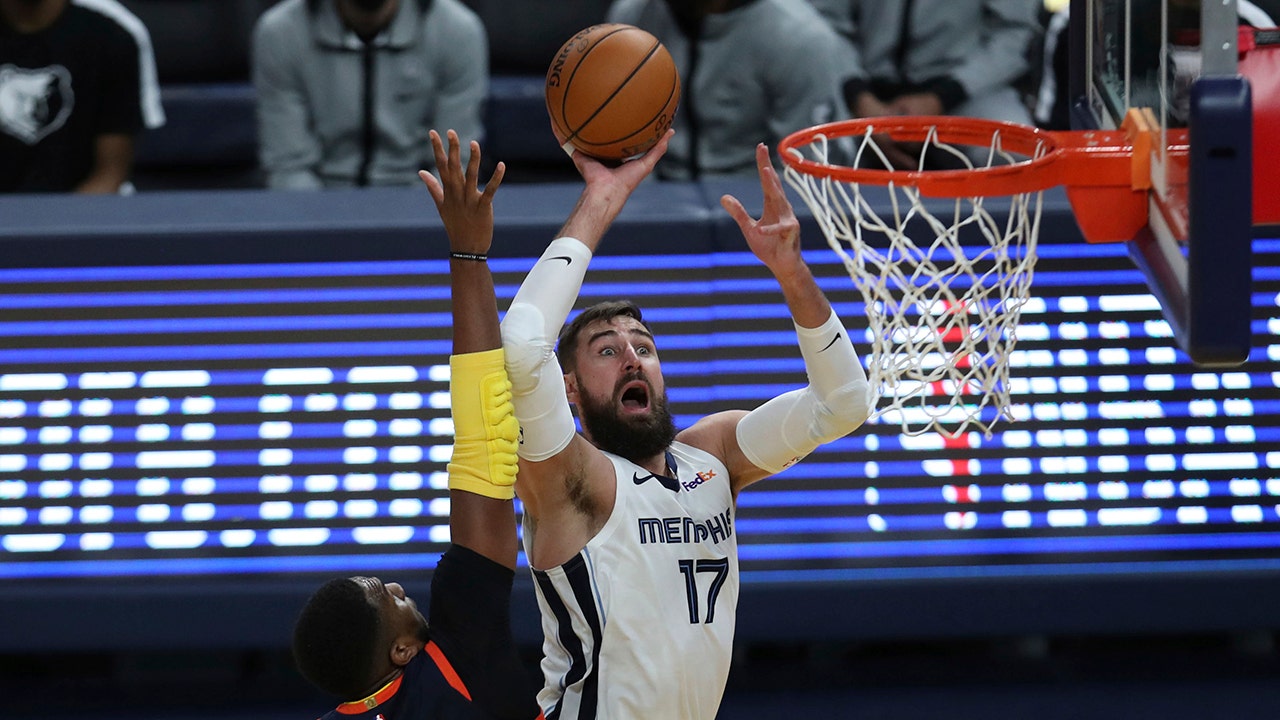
348,0,392,13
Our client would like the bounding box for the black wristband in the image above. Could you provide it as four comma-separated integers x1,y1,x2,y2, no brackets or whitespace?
449,251,488,262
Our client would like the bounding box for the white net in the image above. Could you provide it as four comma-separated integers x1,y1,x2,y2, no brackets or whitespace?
783,126,1046,437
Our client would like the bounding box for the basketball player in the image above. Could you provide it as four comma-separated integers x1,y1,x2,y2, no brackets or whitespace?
500,131,873,718
290,130,541,720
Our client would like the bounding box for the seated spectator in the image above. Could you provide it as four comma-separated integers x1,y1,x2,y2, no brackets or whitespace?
809,0,1040,132
0,0,165,194
606,0,848,180
252,0,486,189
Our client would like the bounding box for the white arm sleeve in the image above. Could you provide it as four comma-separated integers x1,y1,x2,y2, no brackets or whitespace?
500,237,593,461
736,310,874,474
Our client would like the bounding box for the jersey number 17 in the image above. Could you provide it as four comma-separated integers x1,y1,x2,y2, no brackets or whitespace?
677,557,730,624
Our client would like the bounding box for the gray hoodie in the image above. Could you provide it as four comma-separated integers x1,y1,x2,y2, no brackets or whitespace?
252,0,487,189
607,0,849,180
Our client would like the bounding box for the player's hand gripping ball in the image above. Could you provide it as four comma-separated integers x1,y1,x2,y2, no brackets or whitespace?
545,23,680,162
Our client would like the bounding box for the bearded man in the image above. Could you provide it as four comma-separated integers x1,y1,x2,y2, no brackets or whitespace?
499,133,874,720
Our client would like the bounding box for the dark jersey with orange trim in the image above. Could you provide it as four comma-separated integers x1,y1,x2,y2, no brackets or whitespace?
315,545,542,720
317,641,478,720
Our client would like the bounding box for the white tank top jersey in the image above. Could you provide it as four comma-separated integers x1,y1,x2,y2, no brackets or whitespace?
522,441,739,720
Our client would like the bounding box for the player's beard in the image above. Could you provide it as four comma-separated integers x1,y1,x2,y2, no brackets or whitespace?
576,376,677,466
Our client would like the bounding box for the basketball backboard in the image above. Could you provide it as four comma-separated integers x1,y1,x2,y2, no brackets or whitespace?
1069,0,1254,366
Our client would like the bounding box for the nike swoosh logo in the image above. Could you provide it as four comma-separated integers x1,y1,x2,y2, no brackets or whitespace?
546,256,573,265
819,332,842,352
632,472,680,493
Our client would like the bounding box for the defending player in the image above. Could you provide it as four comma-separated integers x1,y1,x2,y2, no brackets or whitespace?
500,133,874,718
290,130,541,720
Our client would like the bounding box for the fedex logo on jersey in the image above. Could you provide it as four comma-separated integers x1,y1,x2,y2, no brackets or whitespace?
682,469,717,492
637,506,734,545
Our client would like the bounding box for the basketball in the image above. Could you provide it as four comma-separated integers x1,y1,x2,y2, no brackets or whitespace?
545,24,680,162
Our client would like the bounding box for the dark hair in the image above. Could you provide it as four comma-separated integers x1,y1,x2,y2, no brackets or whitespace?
556,300,650,373
292,578,382,699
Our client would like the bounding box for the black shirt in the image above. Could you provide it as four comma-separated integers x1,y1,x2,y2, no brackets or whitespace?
0,3,149,192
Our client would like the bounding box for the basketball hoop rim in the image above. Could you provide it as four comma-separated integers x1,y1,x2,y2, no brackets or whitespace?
779,116,1110,198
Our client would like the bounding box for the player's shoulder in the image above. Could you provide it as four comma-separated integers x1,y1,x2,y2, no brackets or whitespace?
676,410,748,457
667,438,722,471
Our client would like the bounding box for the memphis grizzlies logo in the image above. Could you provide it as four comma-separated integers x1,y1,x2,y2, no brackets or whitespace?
0,64,74,145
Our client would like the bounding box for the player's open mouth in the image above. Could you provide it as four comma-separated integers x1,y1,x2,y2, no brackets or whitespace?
619,381,650,412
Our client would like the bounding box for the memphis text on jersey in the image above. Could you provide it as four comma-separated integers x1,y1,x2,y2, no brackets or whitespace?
637,506,734,545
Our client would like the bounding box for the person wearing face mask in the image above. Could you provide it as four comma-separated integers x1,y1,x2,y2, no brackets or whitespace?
251,0,487,189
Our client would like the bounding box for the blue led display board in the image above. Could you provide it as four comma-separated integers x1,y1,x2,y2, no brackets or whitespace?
4,241,1278,589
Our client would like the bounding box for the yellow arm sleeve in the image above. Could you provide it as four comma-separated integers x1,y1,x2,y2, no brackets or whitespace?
447,348,519,500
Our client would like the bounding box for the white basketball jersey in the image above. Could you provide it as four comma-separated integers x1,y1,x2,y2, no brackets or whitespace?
522,441,739,720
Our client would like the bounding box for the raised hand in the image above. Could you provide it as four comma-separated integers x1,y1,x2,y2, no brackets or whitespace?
567,128,672,194
552,128,674,252
419,129,506,256
719,143,805,279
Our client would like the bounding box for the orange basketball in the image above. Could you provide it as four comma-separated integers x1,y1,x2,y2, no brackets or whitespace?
545,24,680,162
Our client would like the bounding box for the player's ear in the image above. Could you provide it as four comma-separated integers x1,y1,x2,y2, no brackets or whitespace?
389,633,421,668
564,372,579,404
